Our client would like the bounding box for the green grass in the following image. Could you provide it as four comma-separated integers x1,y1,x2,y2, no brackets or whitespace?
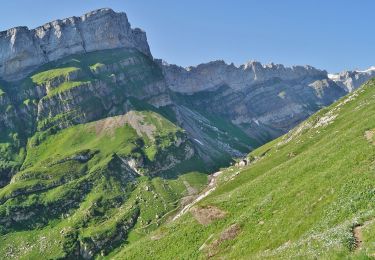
45,81,91,97
89,62,105,71
0,108,209,259
114,80,375,259
31,67,80,85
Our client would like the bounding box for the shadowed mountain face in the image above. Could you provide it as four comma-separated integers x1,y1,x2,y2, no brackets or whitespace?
0,8,374,259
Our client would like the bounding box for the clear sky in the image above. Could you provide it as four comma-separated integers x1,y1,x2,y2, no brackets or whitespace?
1,0,374,73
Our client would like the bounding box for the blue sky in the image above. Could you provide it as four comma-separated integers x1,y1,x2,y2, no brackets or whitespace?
1,0,374,72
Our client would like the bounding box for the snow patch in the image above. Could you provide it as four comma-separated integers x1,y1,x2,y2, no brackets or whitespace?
327,73,340,80
356,66,375,73
194,138,204,146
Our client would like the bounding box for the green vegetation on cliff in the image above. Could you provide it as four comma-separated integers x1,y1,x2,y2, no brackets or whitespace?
0,47,168,187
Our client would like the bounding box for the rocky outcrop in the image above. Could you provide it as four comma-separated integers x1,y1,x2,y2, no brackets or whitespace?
0,8,151,81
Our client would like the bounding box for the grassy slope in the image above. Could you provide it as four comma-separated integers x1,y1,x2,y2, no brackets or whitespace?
31,67,80,85
115,80,375,259
0,111,208,259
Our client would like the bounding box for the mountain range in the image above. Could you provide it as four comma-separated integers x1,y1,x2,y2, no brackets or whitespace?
0,8,374,259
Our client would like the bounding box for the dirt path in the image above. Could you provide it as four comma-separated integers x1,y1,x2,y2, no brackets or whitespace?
353,225,364,250
353,219,375,251
172,171,223,221
183,180,198,196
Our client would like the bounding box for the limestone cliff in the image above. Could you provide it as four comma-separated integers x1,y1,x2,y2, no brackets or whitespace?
161,60,327,93
0,8,151,81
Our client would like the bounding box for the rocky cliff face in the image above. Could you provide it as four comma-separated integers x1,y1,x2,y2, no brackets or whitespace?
160,60,347,141
160,60,375,142
161,60,327,93
0,8,151,81
161,59,372,95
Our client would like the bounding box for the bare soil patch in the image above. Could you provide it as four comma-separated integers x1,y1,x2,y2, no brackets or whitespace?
353,225,363,250
191,205,226,225
364,130,375,145
150,233,165,241
353,219,375,251
207,223,241,257
90,111,156,139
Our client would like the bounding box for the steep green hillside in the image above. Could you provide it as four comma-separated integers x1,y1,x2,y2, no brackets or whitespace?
0,110,209,259
115,80,375,259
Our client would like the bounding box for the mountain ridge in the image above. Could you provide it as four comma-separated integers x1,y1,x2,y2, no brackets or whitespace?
160,58,375,94
1,7,373,90
0,8,151,81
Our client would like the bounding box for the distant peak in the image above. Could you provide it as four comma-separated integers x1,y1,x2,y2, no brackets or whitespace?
86,7,115,14
81,8,117,19
243,60,262,69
